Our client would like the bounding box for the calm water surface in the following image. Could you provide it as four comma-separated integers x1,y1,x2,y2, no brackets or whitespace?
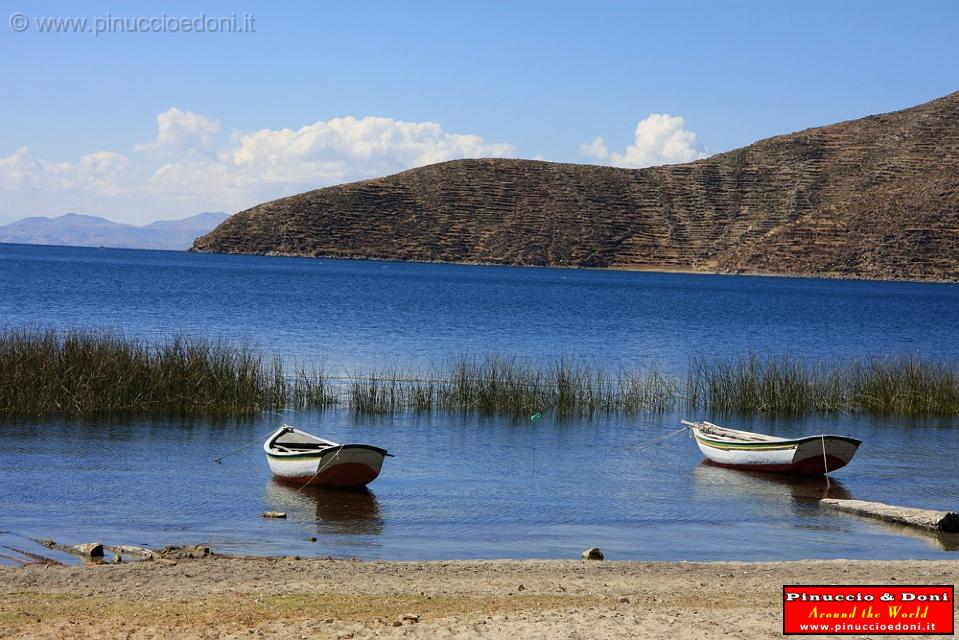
1,244,958,561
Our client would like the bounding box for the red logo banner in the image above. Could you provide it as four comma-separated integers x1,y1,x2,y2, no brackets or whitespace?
783,585,954,635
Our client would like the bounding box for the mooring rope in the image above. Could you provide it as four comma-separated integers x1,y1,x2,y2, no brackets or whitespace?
821,433,831,487
297,445,345,492
213,423,288,463
630,425,691,452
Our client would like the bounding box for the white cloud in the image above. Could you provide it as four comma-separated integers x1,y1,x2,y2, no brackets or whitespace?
147,115,515,209
578,136,609,161
0,147,136,196
225,116,512,183
134,108,220,157
582,114,708,168
0,111,514,224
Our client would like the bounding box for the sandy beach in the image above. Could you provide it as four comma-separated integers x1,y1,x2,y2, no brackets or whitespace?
2,556,956,639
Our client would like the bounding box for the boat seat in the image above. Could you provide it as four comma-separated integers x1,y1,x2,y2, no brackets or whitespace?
279,442,333,450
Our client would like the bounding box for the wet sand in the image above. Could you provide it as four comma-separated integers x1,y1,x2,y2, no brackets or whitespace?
2,556,956,639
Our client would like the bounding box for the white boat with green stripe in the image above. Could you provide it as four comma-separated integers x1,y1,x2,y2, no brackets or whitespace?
682,420,861,476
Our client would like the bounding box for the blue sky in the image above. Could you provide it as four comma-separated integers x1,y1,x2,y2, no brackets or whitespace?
1,0,957,223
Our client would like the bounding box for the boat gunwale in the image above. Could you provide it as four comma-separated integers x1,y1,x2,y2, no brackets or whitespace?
685,421,862,450
266,442,391,459
264,425,390,458
693,431,862,448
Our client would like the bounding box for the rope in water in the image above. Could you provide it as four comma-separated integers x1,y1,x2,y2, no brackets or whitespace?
277,372,680,389
213,424,287,463
630,425,691,452
297,445,345,492
821,433,831,487
212,409,305,463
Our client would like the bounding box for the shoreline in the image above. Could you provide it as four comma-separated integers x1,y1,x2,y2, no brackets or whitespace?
7,239,958,284
3,556,956,639
185,245,959,285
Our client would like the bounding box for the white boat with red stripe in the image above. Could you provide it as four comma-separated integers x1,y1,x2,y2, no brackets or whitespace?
264,425,391,488
682,420,861,476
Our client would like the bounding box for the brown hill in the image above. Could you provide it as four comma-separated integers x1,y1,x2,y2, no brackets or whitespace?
192,93,959,281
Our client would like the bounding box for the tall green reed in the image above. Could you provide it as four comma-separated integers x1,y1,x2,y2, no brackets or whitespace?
2,329,958,418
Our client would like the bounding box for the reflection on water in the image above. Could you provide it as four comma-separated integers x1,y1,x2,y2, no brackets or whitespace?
264,481,383,536
1,410,958,560
692,461,852,502
856,518,959,552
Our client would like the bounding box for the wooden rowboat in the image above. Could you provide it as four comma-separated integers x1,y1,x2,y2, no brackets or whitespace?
682,420,861,476
264,425,391,488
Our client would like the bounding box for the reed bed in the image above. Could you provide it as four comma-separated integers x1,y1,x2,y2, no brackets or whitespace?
847,358,959,415
688,353,959,416
2,329,959,418
344,357,679,416
0,329,334,417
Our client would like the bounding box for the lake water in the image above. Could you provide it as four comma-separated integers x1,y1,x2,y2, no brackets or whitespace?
1,243,958,561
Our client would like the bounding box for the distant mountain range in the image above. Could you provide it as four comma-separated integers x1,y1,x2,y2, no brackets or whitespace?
0,212,229,250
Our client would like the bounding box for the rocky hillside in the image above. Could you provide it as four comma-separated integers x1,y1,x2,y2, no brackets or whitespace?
193,93,959,281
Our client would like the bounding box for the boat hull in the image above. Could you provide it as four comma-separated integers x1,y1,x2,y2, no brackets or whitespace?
266,444,387,488
692,429,860,476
